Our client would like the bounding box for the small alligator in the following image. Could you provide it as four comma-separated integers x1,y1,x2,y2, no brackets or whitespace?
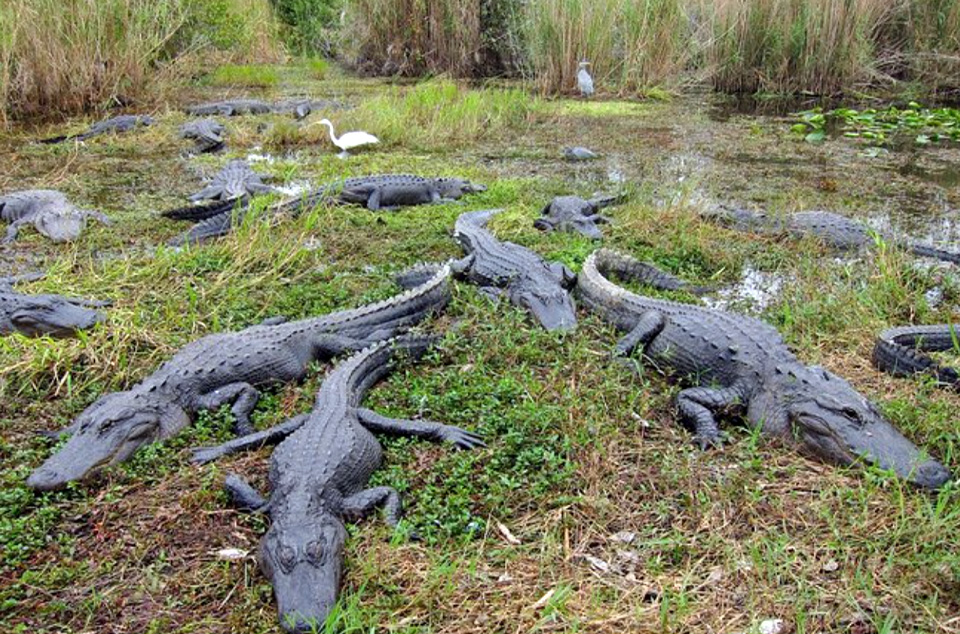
26,266,452,490
180,118,226,153
873,324,960,388
400,209,578,332
0,189,111,243
563,147,600,161
577,248,951,489
177,160,275,205
164,175,486,245
0,274,108,338
708,205,960,264
534,195,623,239
191,336,484,632
40,115,154,144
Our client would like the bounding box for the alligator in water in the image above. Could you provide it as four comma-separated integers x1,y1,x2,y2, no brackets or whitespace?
164,174,486,245
176,160,276,205
40,115,154,144
873,324,960,388
0,189,111,243
191,335,484,632
577,248,952,489
0,273,108,338
534,195,624,239
180,118,226,153
399,209,578,332
26,266,452,490
707,205,960,264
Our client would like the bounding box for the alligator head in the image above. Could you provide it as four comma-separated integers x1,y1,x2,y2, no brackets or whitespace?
35,208,86,242
755,366,952,489
437,178,487,198
260,513,348,633
27,391,189,490
507,273,577,332
10,295,104,337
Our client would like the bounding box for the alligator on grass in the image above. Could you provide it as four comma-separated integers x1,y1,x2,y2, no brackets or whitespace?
177,159,276,205
40,115,154,144
873,324,960,388
163,174,486,246
534,194,624,239
1,190,111,243
184,99,341,120
26,266,451,490
707,205,960,264
399,209,578,332
0,273,108,338
191,336,484,633
577,248,952,489
180,118,226,153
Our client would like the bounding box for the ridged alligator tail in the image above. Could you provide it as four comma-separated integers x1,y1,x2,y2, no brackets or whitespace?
873,324,960,387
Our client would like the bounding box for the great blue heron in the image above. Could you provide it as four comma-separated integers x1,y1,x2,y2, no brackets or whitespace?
577,60,594,97
313,119,379,158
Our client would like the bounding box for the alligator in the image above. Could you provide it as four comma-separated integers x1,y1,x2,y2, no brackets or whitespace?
184,99,273,116
191,336,484,632
163,174,486,245
177,160,275,205
872,324,960,388
707,205,960,264
0,273,108,338
26,266,452,490
563,147,600,161
0,189,111,243
40,115,154,144
399,209,578,332
179,118,226,153
534,195,623,239
577,248,952,489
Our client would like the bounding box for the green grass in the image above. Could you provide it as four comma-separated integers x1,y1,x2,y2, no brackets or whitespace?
1,63,959,633
205,63,281,88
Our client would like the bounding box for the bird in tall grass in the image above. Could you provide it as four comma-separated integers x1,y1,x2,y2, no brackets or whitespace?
313,118,379,158
577,60,594,98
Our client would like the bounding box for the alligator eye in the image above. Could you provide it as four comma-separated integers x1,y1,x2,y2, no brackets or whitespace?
278,545,297,572
841,407,860,422
305,539,325,565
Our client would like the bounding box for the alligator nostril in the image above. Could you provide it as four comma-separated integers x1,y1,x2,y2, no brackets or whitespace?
917,460,952,489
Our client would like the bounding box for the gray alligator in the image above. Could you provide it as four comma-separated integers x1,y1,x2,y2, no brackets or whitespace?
178,160,275,205
184,99,340,119
40,115,154,144
873,324,960,388
1,190,111,243
563,147,600,161
400,209,578,332
164,174,486,245
180,118,226,153
577,248,951,489
534,195,623,239
191,336,484,632
0,274,108,338
708,205,960,264
26,266,452,490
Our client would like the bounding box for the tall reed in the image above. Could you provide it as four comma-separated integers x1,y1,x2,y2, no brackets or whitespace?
906,0,960,95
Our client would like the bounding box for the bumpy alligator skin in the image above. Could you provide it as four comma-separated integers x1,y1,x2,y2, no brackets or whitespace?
179,118,226,153
534,195,623,239
184,99,273,116
165,174,486,245
0,189,111,243
577,248,952,489
0,274,107,338
191,336,484,633
26,266,452,490
709,206,960,264
873,324,960,388
176,160,275,205
40,115,154,144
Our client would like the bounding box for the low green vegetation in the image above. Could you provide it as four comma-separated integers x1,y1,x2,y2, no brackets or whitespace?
205,64,281,88
793,104,960,146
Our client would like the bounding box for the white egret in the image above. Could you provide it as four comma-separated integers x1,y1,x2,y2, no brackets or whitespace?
314,118,379,158
577,60,594,98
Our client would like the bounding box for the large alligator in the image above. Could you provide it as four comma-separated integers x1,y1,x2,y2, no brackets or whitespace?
26,266,452,490
179,118,226,153
577,248,951,489
707,205,960,264
178,159,275,205
184,99,341,119
400,209,578,332
1,189,111,243
0,274,108,338
872,324,960,388
40,115,154,144
164,174,486,245
191,336,484,632
534,195,623,239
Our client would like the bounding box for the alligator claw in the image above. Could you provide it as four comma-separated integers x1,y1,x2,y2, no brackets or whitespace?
439,426,486,450
693,434,725,451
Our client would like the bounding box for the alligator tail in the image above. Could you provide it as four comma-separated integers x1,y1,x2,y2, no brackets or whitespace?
909,243,960,265
591,249,711,295
872,325,960,387
162,199,240,221
395,262,447,289
168,211,239,246
38,135,71,144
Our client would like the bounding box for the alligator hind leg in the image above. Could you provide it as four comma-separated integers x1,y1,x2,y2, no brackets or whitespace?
614,311,665,357
356,408,486,449
224,473,269,512
191,414,310,464
676,386,744,450
342,487,402,527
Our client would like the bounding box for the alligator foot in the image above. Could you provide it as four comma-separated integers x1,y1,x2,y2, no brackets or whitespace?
356,408,486,450
224,473,269,512
191,414,310,464
342,486,402,527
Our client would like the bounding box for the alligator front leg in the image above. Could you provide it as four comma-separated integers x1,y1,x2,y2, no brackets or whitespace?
614,310,666,357
195,382,262,435
676,386,744,449
3,218,30,243
356,408,486,449
549,262,577,289
191,414,311,464
342,486,403,527
85,211,112,226
224,473,270,512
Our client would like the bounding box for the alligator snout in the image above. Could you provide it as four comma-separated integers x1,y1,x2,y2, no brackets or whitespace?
912,458,952,490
